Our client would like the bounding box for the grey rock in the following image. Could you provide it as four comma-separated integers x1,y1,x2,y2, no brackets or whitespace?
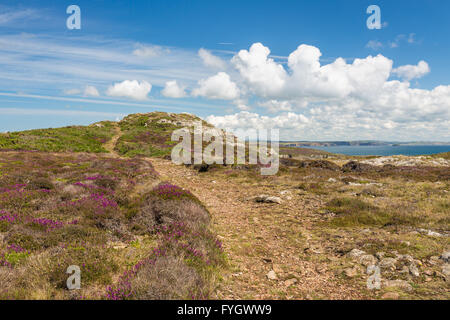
398,254,414,264
379,257,397,271
375,252,386,260
418,228,443,237
408,263,420,277
399,266,410,274
255,195,282,204
442,264,450,281
358,254,377,267
440,251,450,263
267,270,278,280
284,278,298,286
343,267,358,278
348,249,366,259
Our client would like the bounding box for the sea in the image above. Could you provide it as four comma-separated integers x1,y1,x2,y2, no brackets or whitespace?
304,145,450,156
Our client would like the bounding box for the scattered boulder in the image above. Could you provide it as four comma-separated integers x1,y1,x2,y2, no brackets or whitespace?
397,254,414,264
267,270,278,280
399,266,410,274
343,267,358,278
379,257,397,271
347,249,376,266
348,249,366,259
298,160,340,171
358,254,377,267
440,251,450,263
408,263,420,277
284,278,298,287
254,195,282,204
417,228,444,237
375,252,386,260
342,161,376,173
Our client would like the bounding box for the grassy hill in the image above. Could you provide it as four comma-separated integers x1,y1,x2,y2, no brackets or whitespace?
0,121,117,153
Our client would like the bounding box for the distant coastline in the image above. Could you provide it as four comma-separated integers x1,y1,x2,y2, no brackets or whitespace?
280,141,450,147
295,144,450,156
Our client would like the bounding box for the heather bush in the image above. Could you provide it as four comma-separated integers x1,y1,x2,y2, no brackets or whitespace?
128,255,204,299
26,177,54,190
48,245,118,288
132,186,210,234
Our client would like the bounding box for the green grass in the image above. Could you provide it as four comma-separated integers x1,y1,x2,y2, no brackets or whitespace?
0,122,116,153
116,112,205,158
324,197,393,227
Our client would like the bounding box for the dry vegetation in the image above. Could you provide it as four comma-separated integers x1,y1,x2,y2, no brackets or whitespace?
0,111,448,300
0,151,225,299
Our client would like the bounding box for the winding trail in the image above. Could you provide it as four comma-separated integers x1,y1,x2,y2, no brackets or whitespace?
102,125,365,299
103,124,122,157
150,159,366,299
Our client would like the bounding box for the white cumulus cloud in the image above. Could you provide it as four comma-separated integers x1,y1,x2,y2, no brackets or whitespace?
392,60,430,81
192,72,239,100
161,80,187,98
206,111,309,132
106,80,151,101
198,48,226,69
202,42,450,141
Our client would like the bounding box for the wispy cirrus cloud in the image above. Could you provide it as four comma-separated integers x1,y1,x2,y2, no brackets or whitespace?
0,7,39,26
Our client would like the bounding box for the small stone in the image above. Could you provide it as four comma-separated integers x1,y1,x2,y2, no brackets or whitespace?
383,279,413,292
348,248,366,259
255,195,282,204
284,278,298,287
428,256,440,265
379,257,397,271
442,264,450,281
408,263,420,277
265,196,282,204
399,254,414,264
358,254,377,267
343,267,358,278
381,292,399,300
327,178,337,183
440,251,450,263
267,270,278,280
375,252,386,260
418,228,443,237
399,266,410,274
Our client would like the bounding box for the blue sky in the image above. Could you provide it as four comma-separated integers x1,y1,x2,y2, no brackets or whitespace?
0,0,449,140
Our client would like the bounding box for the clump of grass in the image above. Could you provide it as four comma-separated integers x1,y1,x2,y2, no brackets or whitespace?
324,197,392,227
298,182,328,194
